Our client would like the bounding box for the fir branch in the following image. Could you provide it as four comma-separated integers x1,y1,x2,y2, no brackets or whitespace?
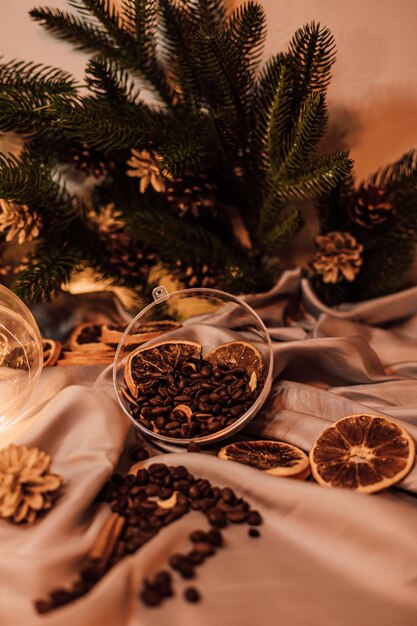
127,208,230,265
0,59,77,95
225,1,266,99
75,0,171,103
159,0,201,106
30,6,116,56
274,150,352,200
85,56,141,104
274,91,327,179
48,94,168,151
13,243,83,303
369,150,417,189
262,205,302,247
287,22,336,100
0,152,76,227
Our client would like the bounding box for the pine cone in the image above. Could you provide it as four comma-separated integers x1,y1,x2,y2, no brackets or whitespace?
0,444,62,524
104,231,158,279
166,175,217,218
173,259,219,288
126,149,167,193
0,200,41,244
311,231,363,284
70,144,111,178
348,184,393,229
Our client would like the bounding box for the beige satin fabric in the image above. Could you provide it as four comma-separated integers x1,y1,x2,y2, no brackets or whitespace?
1,271,417,625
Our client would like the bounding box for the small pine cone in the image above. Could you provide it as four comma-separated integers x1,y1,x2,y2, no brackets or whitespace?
166,175,217,218
0,444,62,525
0,200,41,245
311,231,363,284
104,231,158,279
348,184,393,229
70,144,111,178
173,259,219,289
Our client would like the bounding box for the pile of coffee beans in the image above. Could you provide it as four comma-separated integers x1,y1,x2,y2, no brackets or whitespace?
34,463,263,614
128,357,263,439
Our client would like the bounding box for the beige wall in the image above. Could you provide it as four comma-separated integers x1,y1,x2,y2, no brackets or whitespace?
232,0,417,180
1,1,417,179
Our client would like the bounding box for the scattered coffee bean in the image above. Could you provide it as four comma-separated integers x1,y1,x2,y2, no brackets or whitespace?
35,463,263,614
246,511,262,526
184,586,201,603
206,529,223,547
141,588,162,607
129,442,150,463
189,529,207,543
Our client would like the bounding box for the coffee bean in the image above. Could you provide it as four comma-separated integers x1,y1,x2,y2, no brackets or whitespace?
140,588,162,607
50,588,72,606
178,563,195,579
248,528,261,538
221,487,235,502
34,599,52,614
207,508,227,528
189,529,207,543
168,554,184,571
165,420,181,430
145,484,159,497
206,529,223,547
159,487,173,500
246,511,262,526
174,394,191,402
187,550,205,566
227,509,246,523
155,416,166,429
150,406,171,416
193,542,215,557
184,587,201,603
130,447,149,462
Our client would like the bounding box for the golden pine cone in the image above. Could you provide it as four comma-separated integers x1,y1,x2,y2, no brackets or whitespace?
0,444,62,525
311,231,363,284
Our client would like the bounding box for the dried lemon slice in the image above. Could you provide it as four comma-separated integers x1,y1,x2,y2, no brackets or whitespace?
124,340,202,397
310,414,415,494
218,440,310,480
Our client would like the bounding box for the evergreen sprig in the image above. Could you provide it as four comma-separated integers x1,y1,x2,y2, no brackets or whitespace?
0,1,353,303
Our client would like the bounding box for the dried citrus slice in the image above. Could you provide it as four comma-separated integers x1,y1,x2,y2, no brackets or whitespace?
42,339,61,367
68,323,110,352
310,414,415,494
125,340,202,397
218,440,310,479
102,320,180,346
205,341,264,391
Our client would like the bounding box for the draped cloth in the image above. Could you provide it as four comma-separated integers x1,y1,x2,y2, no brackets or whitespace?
1,270,417,626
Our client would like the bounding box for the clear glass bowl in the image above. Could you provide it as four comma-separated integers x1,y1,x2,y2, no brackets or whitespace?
113,286,273,449
0,285,42,428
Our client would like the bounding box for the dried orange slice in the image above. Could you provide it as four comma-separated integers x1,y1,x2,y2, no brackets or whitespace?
205,341,264,391
102,320,181,346
310,414,415,494
68,323,110,352
125,340,202,397
42,339,61,367
218,440,310,480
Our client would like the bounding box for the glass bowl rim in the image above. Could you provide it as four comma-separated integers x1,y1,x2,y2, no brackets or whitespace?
113,286,274,445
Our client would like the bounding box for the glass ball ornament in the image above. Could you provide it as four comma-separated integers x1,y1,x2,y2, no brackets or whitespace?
0,285,42,428
113,286,273,450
